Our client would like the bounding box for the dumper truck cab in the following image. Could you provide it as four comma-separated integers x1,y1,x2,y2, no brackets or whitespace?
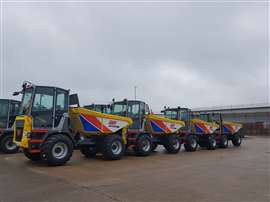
13,82,76,165
162,107,219,151
0,99,20,153
84,104,111,114
13,81,132,166
111,100,185,155
199,112,242,148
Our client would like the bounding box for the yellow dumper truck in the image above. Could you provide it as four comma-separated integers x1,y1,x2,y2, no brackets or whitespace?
198,112,243,148
162,107,219,151
111,99,185,155
12,82,132,166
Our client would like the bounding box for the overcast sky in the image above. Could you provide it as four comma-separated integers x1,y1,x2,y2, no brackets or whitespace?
1,1,269,111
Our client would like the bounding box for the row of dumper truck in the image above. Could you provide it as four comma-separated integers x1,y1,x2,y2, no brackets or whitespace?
0,81,243,166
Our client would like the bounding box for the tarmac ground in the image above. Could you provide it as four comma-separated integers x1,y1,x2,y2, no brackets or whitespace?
0,136,269,202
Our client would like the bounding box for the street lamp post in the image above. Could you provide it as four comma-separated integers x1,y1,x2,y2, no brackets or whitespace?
134,86,137,100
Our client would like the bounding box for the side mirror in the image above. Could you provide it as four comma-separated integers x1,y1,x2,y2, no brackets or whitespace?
13,91,20,96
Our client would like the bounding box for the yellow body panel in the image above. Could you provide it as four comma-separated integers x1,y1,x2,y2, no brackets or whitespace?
191,118,219,134
191,118,219,128
13,116,32,148
69,108,133,124
69,107,133,136
145,114,185,134
146,114,185,126
223,121,243,128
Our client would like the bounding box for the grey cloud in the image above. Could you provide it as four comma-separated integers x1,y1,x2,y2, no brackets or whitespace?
2,2,269,111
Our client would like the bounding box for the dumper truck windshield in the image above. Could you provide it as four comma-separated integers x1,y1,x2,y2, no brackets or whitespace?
164,110,177,119
20,89,33,115
179,110,189,121
211,114,220,123
0,100,9,128
112,103,127,116
199,114,210,122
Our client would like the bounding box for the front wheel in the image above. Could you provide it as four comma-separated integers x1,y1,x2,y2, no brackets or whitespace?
41,134,73,166
0,135,19,154
162,135,181,154
207,135,217,150
184,135,198,152
219,135,228,148
23,149,41,161
101,135,125,160
134,134,152,156
232,134,242,147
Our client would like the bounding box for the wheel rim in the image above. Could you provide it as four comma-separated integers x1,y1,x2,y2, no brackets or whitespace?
52,142,68,159
237,137,241,144
5,138,17,151
238,136,241,144
224,137,228,146
142,139,151,152
111,141,122,155
191,138,197,148
212,139,216,147
173,138,180,150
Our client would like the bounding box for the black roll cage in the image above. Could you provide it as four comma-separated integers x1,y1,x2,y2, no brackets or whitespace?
0,99,20,129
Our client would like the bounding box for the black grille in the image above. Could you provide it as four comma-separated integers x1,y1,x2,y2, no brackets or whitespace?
15,120,24,142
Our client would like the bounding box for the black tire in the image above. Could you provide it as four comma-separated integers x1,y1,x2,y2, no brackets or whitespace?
184,135,198,152
232,134,242,147
23,149,41,161
207,135,217,150
151,143,158,151
101,135,125,160
162,135,181,154
134,134,152,156
219,135,229,148
0,135,19,154
40,134,73,166
80,146,96,157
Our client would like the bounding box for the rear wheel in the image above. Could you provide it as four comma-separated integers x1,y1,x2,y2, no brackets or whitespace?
207,135,217,150
41,134,73,166
232,134,242,147
219,135,228,148
23,149,41,161
184,135,198,152
162,135,181,154
134,134,152,156
101,135,125,160
80,146,96,158
0,135,19,154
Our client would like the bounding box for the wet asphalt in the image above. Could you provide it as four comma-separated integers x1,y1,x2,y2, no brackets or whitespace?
0,137,269,202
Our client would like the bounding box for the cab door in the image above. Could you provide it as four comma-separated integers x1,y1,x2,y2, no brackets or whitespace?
127,102,140,130
54,89,69,127
31,87,54,128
